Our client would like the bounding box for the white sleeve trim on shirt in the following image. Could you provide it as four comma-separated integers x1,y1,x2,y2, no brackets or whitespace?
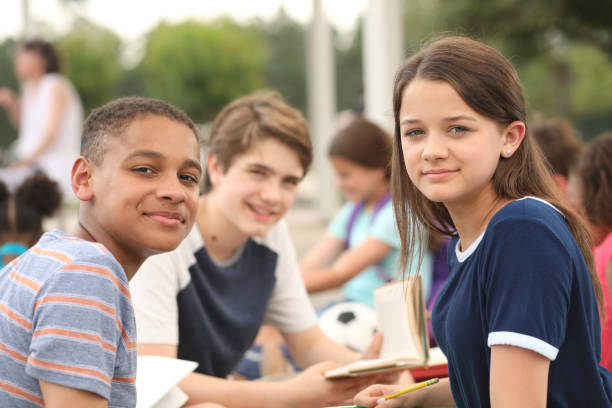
488,331,558,360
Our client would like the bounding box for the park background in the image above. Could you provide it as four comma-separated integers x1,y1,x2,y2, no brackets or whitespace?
1,1,611,295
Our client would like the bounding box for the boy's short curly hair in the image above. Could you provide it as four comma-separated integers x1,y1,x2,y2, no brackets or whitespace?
81,96,199,165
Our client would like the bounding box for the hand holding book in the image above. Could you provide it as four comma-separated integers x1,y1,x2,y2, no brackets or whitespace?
324,276,447,379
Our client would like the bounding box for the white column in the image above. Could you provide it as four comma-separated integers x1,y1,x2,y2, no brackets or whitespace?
362,0,403,133
307,0,339,220
21,0,32,40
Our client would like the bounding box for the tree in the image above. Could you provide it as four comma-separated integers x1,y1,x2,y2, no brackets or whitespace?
0,38,18,149
139,18,267,123
259,7,308,115
58,18,123,113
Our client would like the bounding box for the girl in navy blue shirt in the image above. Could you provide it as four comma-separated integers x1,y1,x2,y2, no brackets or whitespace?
355,36,612,407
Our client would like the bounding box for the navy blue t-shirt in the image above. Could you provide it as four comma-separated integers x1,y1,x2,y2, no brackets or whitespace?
432,197,612,407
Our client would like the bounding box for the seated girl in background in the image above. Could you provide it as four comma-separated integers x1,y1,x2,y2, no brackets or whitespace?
300,116,433,308
567,132,612,371
0,171,62,266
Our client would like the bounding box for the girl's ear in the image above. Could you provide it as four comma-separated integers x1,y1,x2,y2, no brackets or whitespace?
71,156,94,201
501,120,526,158
206,153,223,187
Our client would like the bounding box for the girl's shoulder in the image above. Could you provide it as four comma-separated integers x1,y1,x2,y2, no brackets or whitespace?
491,196,564,228
484,197,575,256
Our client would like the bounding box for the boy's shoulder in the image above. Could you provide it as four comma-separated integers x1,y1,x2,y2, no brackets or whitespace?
20,229,124,280
251,219,292,254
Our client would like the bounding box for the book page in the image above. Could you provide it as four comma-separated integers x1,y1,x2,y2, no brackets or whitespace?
323,277,428,379
374,279,422,361
427,347,448,366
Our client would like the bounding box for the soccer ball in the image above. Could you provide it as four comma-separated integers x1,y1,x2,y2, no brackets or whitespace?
318,301,378,353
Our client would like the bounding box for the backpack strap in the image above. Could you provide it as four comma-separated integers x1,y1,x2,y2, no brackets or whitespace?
344,192,393,282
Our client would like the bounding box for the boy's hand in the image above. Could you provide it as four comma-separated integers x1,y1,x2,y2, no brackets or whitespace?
362,332,406,384
284,361,371,407
362,331,384,360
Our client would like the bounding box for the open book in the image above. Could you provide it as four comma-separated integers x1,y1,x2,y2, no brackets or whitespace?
324,276,446,379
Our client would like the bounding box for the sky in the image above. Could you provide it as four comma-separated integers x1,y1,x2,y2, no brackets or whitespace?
0,0,368,42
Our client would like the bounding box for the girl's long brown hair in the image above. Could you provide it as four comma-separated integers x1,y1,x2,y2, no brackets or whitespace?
391,36,603,313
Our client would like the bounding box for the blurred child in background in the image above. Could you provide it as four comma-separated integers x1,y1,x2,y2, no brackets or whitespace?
0,171,62,266
531,117,583,199
567,132,612,371
300,116,433,308
0,39,83,201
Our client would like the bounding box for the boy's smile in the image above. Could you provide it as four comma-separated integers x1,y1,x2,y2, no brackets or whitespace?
74,114,201,275
207,138,303,241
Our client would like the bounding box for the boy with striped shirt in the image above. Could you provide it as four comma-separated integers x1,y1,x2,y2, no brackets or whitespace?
0,97,202,407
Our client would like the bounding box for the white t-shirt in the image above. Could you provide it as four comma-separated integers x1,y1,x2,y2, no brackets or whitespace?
17,73,83,200
129,219,317,377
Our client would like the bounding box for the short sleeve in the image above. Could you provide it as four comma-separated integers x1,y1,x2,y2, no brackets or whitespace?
484,218,572,360
368,202,400,248
327,202,356,241
27,262,130,399
263,221,318,332
130,251,181,345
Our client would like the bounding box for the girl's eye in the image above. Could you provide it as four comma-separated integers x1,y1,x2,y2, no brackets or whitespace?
250,169,265,177
449,126,468,134
404,129,424,138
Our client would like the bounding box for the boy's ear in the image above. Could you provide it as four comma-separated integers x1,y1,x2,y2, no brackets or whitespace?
206,153,223,187
71,156,94,201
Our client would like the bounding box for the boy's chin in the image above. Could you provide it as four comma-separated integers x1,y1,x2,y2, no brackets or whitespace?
145,239,186,256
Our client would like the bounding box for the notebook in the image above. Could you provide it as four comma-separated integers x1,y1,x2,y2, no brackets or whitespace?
324,276,446,378
135,355,198,408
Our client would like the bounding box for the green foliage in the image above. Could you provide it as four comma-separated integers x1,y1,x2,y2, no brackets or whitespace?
259,8,307,115
0,38,18,148
58,18,123,114
335,23,363,113
139,18,267,122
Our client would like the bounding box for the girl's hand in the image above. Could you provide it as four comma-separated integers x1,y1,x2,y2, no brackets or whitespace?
354,383,415,407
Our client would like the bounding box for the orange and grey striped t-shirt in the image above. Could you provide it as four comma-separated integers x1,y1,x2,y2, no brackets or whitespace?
0,230,136,407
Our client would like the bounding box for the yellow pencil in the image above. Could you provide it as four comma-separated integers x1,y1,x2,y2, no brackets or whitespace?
376,378,439,404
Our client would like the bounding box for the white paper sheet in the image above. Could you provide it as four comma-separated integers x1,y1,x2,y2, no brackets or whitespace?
136,356,198,408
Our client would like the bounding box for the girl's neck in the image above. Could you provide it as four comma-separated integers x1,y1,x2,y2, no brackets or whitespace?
364,180,390,210
445,185,511,251
197,195,249,261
